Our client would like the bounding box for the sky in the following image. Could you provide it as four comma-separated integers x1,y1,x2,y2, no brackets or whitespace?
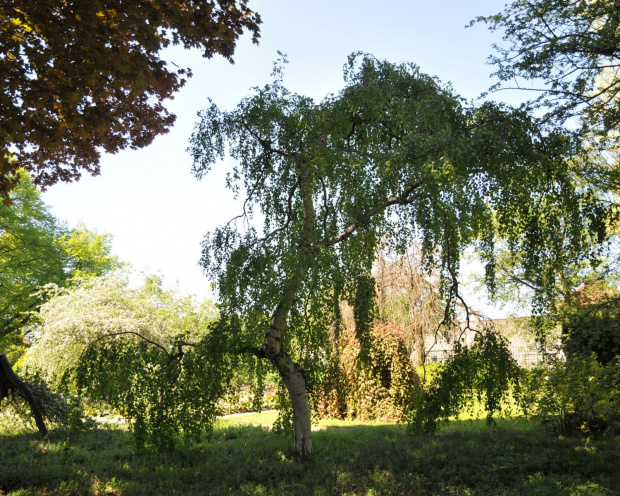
40,0,521,315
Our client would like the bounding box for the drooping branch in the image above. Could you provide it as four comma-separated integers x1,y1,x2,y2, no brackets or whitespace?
82,331,171,357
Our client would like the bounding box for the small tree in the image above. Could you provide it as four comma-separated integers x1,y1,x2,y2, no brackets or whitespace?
188,54,605,459
20,273,218,447
374,246,444,365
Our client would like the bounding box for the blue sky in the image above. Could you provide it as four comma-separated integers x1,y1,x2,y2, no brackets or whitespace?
41,0,518,314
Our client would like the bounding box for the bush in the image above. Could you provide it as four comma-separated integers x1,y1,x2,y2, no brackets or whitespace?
522,354,620,436
317,323,420,421
562,291,620,365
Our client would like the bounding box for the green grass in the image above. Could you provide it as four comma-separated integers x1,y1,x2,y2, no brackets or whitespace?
1,412,618,495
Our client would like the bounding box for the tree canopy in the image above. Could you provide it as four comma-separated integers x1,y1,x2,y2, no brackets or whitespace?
474,0,620,139
188,53,607,459
0,171,121,350
0,0,261,201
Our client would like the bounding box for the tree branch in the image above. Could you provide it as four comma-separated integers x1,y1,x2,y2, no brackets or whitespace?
312,176,427,249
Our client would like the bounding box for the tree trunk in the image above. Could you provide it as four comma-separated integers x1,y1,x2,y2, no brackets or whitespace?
262,305,314,461
258,154,317,461
414,325,426,366
0,354,48,437
271,353,313,461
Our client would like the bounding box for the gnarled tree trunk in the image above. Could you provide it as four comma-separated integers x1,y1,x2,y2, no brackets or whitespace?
0,354,48,437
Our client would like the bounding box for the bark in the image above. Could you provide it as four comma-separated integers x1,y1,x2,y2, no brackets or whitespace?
271,353,313,461
260,155,316,461
414,325,426,366
0,354,48,437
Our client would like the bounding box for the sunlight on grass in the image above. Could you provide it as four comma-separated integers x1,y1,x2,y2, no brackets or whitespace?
216,410,401,430
214,409,279,428
1,413,618,495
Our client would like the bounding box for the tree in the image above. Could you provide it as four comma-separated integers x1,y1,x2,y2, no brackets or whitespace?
473,0,620,139
0,171,121,345
374,246,444,365
0,171,121,436
21,273,219,449
0,0,261,201
188,54,605,459
24,273,216,386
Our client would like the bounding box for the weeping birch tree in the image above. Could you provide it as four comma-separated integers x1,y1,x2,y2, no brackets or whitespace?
188,54,606,460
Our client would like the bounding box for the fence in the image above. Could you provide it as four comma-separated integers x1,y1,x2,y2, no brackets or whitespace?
424,346,544,368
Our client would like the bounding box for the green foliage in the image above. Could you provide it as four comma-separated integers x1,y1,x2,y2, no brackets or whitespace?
318,323,420,421
23,273,213,386
561,283,620,364
217,351,279,415
19,272,221,449
474,0,620,139
73,323,236,450
408,330,522,434
190,52,606,350
522,354,620,436
0,172,121,349
55,224,123,282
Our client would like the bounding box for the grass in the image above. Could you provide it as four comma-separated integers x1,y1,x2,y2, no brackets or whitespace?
0,412,618,495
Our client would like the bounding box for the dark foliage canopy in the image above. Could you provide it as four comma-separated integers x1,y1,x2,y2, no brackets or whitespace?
0,0,261,201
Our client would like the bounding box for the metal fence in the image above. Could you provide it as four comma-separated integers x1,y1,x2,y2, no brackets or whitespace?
424,346,543,368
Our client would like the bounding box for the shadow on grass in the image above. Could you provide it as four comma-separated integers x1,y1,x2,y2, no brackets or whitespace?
0,418,618,495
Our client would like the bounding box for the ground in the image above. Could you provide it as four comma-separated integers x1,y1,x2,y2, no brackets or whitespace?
0,412,618,495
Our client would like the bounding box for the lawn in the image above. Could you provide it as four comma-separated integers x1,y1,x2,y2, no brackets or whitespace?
0,412,618,495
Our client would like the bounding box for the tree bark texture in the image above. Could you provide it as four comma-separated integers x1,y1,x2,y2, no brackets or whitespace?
260,156,316,461
0,354,48,437
271,353,313,461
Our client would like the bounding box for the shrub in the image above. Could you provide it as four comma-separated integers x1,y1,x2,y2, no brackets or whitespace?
522,353,620,436
562,288,620,365
317,323,420,421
